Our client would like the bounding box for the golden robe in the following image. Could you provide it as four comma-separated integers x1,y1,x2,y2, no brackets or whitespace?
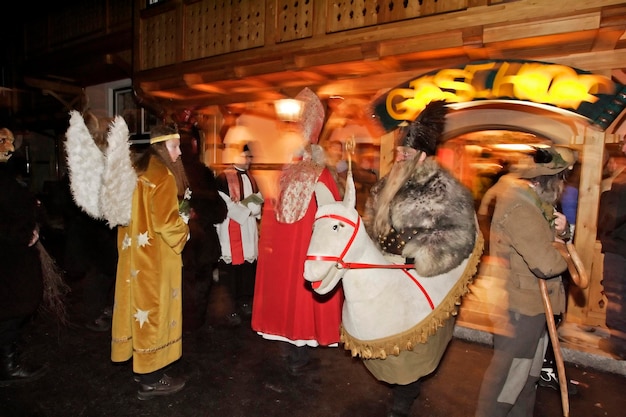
111,156,189,374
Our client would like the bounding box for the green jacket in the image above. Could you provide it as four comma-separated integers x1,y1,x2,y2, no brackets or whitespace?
490,178,567,316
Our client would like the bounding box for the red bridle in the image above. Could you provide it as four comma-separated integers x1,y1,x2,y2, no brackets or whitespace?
305,213,434,309
305,214,360,269
306,213,415,270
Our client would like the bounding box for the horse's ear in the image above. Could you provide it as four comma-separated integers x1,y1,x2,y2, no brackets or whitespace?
343,172,356,209
315,181,335,207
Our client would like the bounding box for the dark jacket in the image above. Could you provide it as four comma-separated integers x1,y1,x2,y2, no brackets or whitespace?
183,164,227,271
0,165,43,320
598,168,626,258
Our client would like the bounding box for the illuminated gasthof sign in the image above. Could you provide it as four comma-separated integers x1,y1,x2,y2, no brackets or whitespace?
372,60,626,131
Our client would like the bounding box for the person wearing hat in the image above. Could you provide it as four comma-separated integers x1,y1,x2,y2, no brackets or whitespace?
477,146,580,396
110,124,189,400
475,146,574,417
363,101,478,417
215,142,263,326
251,87,344,376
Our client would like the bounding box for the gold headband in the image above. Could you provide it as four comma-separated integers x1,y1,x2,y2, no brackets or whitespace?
150,133,180,144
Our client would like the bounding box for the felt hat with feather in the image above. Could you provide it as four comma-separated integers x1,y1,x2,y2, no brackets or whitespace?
514,146,576,179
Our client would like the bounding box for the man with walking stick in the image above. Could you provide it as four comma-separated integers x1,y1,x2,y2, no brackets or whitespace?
475,145,575,417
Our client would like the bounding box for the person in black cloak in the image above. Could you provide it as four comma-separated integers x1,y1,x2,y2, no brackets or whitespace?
179,124,227,331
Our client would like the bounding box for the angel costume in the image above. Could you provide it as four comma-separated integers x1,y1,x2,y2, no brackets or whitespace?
110,154,189,373
65,114,189,395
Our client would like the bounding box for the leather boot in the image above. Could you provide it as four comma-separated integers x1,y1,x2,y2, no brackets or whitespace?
0,344,48,386
388,379,421,417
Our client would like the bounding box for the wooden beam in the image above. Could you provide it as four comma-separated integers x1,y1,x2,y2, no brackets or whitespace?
547,48,626,72
483,13,602,43
23,77,83,95
378,31,464,57
592,27,626,51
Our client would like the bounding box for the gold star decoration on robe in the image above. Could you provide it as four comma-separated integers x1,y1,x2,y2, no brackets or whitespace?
133,308,150,328
137,231,151,247
122,233,132,250
126,269,139,283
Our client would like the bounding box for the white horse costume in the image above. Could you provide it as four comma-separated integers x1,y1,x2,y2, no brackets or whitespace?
304,174,483,384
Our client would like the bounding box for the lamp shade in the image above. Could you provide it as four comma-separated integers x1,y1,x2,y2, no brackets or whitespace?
223,125,253,145
274,98,303,122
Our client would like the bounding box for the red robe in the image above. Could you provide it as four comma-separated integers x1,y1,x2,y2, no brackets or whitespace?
252,168,343,346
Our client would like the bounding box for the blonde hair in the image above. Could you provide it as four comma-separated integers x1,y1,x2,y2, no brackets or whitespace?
134,124,190,198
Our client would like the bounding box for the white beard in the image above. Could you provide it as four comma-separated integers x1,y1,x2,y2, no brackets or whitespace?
372,157,420,239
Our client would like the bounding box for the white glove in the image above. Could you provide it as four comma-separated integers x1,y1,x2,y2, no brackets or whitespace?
247,202,261,217
219,190,249,224
336,159,348,173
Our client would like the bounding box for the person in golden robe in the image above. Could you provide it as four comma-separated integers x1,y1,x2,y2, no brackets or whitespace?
110,125,190,400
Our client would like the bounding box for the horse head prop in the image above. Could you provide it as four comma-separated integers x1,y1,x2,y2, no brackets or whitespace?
304,174,483,359
303,173,384,296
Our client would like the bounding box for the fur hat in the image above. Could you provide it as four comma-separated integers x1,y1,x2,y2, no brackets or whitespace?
515,146,576,179
399,100,447,156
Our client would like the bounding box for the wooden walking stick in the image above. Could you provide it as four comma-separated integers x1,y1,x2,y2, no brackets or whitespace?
543,239,588,417
538,279,569,417
553,241,589,289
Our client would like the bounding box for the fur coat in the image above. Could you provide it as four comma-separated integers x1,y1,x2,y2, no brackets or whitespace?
364,157,476,277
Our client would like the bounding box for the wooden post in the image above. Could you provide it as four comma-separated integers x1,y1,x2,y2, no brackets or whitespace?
566,128,605,323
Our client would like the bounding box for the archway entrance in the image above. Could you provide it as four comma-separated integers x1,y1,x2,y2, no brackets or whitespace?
369,61,626,341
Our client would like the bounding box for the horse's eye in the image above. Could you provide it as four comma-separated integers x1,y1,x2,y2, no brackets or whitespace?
332,222,345,231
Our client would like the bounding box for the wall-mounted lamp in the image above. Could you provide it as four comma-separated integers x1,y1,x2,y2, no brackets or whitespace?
223,125,253,145
490,143,550,151
274,98,303,122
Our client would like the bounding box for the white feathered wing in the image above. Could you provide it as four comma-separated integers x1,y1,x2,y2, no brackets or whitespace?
65,110,105,219
100,116,137,227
